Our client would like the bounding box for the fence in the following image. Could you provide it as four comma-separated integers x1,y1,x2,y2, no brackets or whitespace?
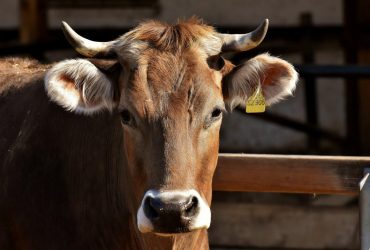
213,154,370,249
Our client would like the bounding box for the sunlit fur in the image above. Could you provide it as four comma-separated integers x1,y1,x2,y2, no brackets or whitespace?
224,53,298,110
45,59,115,114
113,17,223,67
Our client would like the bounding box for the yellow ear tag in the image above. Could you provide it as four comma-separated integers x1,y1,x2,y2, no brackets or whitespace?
245,87,266,113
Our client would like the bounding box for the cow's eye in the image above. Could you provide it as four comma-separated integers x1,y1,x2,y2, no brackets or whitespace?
211,108,222,119
121,109,134,126
205,107,223,128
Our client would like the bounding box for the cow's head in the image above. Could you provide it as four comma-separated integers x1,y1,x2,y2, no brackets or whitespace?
45,18,297,235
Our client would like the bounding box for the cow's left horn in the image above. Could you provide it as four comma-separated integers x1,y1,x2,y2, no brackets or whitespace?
61,21,116,57
219,19,269,52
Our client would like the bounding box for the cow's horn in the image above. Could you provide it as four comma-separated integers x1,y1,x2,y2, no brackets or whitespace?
220,19,269,52
61,21,115,57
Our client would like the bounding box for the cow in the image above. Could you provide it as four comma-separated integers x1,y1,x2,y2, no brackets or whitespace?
0,18,298,250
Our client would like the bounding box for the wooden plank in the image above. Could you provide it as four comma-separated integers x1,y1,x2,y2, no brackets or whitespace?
213,154,370,195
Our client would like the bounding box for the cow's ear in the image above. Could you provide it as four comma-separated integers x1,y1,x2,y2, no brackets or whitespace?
45,59,121,115
223,53,298,110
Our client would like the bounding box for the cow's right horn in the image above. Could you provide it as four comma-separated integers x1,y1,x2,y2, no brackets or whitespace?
61,21,116,57
219,19,269,52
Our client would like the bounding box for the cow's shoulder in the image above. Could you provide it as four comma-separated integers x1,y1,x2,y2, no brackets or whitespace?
0,58,51,95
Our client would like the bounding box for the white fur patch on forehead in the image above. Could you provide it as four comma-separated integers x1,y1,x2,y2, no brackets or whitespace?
44,59,115,115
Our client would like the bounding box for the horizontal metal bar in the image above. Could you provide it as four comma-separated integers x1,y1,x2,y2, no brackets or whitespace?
296,64,370,78
213,154,370,195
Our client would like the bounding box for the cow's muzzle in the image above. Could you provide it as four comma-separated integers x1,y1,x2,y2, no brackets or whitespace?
137,189,211,234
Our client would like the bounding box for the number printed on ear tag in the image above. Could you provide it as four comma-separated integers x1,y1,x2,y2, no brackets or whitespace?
245,88,266,113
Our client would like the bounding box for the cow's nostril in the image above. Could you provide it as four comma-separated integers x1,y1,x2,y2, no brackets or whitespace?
184,196,198,217
144,197,159,219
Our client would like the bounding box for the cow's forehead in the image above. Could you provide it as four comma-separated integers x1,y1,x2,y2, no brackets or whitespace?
114,18,226,118
113,18,223,68
119,49,223,119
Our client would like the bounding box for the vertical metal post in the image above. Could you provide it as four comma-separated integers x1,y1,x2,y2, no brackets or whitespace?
360,168,370,249
19,0,47,60
300,13,319,153
343,0,360,155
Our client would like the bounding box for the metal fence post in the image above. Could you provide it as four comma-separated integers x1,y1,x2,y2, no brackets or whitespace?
360,168,370,250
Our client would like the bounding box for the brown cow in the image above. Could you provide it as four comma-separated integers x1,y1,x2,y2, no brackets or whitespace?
0,18,298,250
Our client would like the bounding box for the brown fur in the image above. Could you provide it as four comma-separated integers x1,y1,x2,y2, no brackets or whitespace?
0,60,127,249
0,37,224,250
125,17,216,52
0,58,50,94
0,18,297,250
0,20,229,250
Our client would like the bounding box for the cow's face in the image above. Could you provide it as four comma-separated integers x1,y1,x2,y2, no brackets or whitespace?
45,19,297,235
119,49,226,234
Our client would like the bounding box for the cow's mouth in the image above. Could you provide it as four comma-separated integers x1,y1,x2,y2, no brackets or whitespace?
153,226,193,235
137,189,211,234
